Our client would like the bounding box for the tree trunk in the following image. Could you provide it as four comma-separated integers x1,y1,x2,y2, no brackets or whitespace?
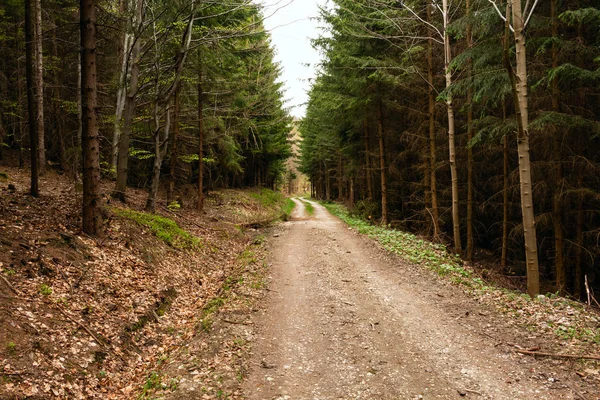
510,0,540,296
466,0,474,261
501,102,509,269
337,150,343,201
145,101,170,212
443,0,461,254
25,0,39,196
197,76,205,212
113,0,143,202
34,0,45,175
551,0,565,294
80,0,102,235
427,2,439,238
51,17,67,171
363,120,373,200
574,179,584,299
378,100,388,225
167,87,180,205
112,30,131,171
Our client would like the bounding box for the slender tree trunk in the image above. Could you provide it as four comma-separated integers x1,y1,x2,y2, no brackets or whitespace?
378,100,388,225
501,102,509,269
442,0,461,254
113,0,143,202
33,0,45,174
551,0,565,294
167,87,180,204
466,0,474,260
427,2,439,238
509,0,540,296
349,177,355,208
363,120,373,200
574,178,584,299
112,31,131,170
145,102,170,212
337,151,343,201
80,0,102,235
51,17,67,171
197,76,205,212
75,37,82,179
25,0,39,196
325,162,331,201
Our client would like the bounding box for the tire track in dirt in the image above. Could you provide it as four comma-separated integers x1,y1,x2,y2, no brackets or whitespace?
243,199,578,399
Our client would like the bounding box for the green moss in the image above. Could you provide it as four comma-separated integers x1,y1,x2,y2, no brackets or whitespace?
114,208,201,249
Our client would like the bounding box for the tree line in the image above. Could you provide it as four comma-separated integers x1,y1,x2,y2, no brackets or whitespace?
0,0,291,233
300,0,600,297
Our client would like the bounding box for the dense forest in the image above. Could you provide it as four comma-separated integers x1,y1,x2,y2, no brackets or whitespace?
0,0,291,228
300,0,600,297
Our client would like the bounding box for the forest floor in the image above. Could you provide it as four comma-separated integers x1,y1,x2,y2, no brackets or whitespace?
242,199,600,400
0,166,286,399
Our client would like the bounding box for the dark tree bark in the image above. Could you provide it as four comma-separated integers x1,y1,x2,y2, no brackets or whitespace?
80,0,102,235
34,0,45,175
25,0,39,196
197,76,205,212
378,100,388,225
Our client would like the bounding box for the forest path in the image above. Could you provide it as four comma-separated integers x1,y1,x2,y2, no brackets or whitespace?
242,199,577,399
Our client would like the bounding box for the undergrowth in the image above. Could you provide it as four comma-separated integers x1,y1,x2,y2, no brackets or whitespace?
114,208,201,249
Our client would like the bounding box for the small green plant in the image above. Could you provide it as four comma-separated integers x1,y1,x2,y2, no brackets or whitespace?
6,341,16,354
200,318,213,332
39,284,52,296
4,269,15,276
0,172,8,180
114,208,201,249
167,201,181,211
139,372,162,399
98,370,107,378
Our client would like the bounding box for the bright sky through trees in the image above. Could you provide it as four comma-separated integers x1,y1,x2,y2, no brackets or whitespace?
260,0,325,118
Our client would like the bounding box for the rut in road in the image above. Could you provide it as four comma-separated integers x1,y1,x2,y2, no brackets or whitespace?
243,199,576,399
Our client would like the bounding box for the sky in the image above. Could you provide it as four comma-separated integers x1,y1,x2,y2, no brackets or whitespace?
259,0,326,118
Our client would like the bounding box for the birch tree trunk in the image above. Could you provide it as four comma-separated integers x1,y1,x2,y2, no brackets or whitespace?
112,25,131,170
113,0,143,202
442,0,461,254
427,2,439,239
80,0,102,235
510,0,540,296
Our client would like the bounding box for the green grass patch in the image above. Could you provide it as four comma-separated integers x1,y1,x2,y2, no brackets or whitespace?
114,208,201,249
250,188,285,207
301,200,314,215
282,198,296,220
321,202,479,288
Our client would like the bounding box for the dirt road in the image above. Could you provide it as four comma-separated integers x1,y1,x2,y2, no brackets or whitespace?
242,199,584,399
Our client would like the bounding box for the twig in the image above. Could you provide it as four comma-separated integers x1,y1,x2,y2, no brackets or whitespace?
222,318,252,325
585,275,591,307
0,275,19,295
516,350,600,361
54,303,108,349
464,388,483,395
